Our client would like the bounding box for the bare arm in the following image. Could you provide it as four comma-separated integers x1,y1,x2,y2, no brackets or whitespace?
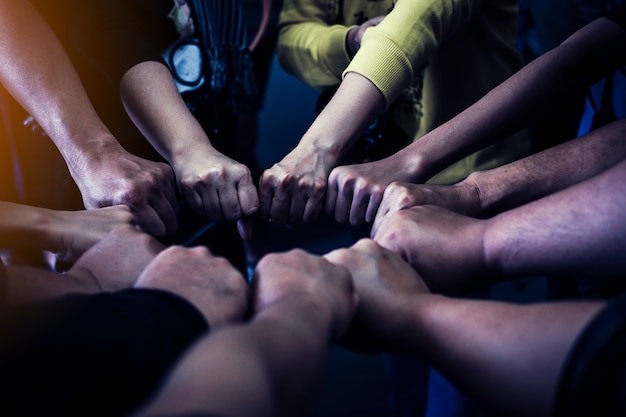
0,1,180,238
325,239,604,417
120,61,258,232
394,16,626,183
373,159,626,294
325,15,626,227
373,117,626,232
259,72,384,225
484,157,626,279
0,201,134,263
134,250,356,417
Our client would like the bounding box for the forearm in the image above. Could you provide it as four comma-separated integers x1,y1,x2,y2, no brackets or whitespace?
0,202,62,252
0,1,120,174
295,72,385,164
119,61,216,166
135,296,332,417
399,295,604,417
484,159,626,279
464,118,626,216
399,17,626,182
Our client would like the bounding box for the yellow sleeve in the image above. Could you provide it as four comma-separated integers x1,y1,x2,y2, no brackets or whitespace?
277,0,354,89
345,0,475,107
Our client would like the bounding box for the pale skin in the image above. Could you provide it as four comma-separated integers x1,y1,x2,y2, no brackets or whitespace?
0,0,179,238
134,249,357,417
372,158,626,295
259,71,385,226
327,15,626,226
120,61,259,239
325,239,605,417
258,0,389,228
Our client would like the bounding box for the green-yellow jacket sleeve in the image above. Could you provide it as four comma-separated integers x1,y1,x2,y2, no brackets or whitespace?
278,0,354,89
345,0,475,108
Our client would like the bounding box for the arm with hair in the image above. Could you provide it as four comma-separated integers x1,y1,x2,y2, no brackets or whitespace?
373,117,626,231
325,239,605,417
0,0,180,238
373,159,626,294
328,15,626,226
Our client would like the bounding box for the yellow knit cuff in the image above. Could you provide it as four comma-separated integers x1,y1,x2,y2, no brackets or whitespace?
343,35,413,109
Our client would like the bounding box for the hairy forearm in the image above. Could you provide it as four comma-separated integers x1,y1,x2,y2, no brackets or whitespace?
400,17,626,182
0,1,119,171
484,159,626,279
465,118,626,216
400,295,603,417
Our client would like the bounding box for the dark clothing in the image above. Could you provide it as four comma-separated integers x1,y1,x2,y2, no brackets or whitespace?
555,290,626,417
0,289,208,417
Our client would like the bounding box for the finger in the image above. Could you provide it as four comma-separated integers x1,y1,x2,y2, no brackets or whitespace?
237,176,260,218
217,184,243,222
149,194,180,236
237,216,255,240
161,172,180,217
269,191,291,225
365,190,384,224
334,185,354,224
182,186,205,216
348,191,369,226
288,192,307,226
200,186,223,221
258,173,275,219
325,171,339,214
303,192,324,223
134,204,168,237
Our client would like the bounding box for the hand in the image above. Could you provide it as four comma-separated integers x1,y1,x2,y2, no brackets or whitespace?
75,147,179,238
346,16,385,58
373,206,489,294
135,245,249,328
174,148,259,229
67,224,165,291
251,249,357,341
51,205,136,264
326,158,401,226
324,239,427,352
371,181,481,236
259,146,334,226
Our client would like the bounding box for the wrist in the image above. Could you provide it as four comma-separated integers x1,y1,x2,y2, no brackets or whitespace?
388,293,445,354
258,294,335,341
62,134,125,180
452,172,484,217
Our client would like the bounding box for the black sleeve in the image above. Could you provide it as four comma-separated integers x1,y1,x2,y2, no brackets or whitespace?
554,289,626,417
0,288,208,417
